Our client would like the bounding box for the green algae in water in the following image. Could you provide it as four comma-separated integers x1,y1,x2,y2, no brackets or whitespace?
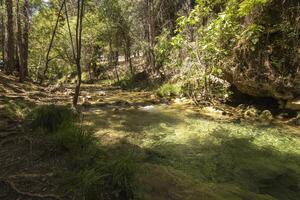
87,104,300,199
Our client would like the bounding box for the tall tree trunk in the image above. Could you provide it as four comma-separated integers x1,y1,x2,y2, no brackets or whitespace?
124,35,133,76
23,0,29,76
145,0,155,73
73,0,84,107
0,0,5,63
5,0,14,73
16,0,25,82
114,51,120,82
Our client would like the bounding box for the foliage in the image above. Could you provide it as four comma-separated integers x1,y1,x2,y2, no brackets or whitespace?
27,104,138,199
156,83,182,98
26,104,75,133
165,0,300,101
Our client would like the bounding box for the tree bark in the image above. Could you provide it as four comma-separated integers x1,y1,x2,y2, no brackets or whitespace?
72,0,85,107
5,0,14,73
16,0,25,82
23,0,29,76
0,0,5,63
145,0,155,73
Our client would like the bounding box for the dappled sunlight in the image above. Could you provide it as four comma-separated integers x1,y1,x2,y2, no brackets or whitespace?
84,101,300,199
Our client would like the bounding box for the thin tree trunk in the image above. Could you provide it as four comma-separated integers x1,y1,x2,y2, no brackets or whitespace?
145,0,155,73
73,0,84,107
114,51,120,82
64,2,76,61
0,0,5,63
16,0,25,82
124,35,133,76
40,0,66,84
5,0,14,73
23,0,29,76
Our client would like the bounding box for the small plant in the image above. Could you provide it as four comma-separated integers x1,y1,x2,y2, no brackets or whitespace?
54,123,95,154
156,83,182,98
65,152,137,200
26,105,76,133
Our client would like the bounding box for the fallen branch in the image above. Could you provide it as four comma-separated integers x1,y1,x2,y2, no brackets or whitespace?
0,179,61,200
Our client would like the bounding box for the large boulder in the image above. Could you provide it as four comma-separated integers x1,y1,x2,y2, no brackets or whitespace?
285,98,300,111
223,0,300,101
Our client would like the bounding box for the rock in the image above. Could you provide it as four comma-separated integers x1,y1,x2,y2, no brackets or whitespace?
49,83,63,93
285,98,300,111
82,101,91,107
286,113,300,126
150,94,156,99
202,106,223,115
97,98,103,103
259,110,273,122
98,91,106,96
173,98,181,104
237,104,246,110
276,112,289,120
115,100,131,107
244,108,258,120
112,108,119,112
141,105,155,110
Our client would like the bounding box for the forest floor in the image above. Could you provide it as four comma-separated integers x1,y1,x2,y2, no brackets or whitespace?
0,71,300,200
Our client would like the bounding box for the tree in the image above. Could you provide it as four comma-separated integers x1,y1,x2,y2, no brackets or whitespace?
23,0,29,76
5,0,14,73
0,0,5,63
73,0,85,107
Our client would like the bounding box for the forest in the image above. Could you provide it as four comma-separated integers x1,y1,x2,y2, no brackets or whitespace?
0,0,300,199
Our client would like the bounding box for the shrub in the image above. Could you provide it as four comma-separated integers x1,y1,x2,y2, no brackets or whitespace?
66,153,137,200
54,123,95,154
26,105,76,133
156,83,182,98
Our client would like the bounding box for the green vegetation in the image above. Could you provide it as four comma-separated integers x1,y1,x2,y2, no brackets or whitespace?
1,0,300,199
26,105,138,199
87,104,300,200
156,83,182,98
27,105,75,133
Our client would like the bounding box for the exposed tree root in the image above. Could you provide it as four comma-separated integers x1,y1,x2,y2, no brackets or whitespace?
0,178,61,200
9,173,54,179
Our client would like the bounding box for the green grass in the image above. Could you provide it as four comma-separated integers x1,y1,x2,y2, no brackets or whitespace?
26,105,76,133
27,105,138,199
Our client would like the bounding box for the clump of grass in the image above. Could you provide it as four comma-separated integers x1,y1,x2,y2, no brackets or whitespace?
28,104,138,199
64,151,137,200
26,104,76,133
156,83,182,98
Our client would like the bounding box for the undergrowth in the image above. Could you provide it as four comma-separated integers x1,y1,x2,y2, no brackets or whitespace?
156,83,182,98
27,105,138,200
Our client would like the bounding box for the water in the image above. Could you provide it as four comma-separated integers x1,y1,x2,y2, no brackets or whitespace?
85,102,300,199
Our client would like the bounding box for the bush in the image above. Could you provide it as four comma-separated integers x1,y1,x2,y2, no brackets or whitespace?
26,105,76,133
27,105,138,199
65,152,137,200
156,83,182,98
54,123,95,154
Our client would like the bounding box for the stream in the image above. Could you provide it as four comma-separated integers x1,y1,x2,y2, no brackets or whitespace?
81,85,300,199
